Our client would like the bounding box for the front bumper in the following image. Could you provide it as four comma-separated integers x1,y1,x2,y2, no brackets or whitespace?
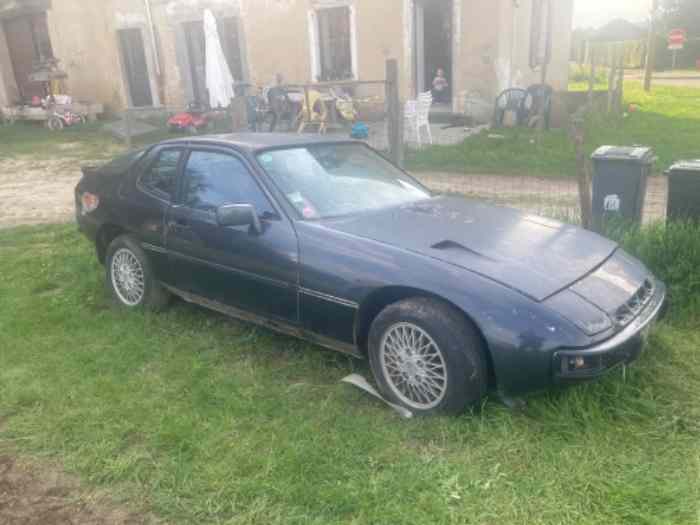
553,278,666,382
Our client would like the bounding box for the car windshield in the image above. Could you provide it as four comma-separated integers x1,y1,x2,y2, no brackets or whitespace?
256,143,431,219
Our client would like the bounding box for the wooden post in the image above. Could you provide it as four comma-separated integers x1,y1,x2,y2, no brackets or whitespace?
616,50,625,114
607,45,617,114
570,110,592,230
385,59,404,168
587,45,596,108
304,85,311,124
535,0,553,142
124,108,132,151
643,0,659,92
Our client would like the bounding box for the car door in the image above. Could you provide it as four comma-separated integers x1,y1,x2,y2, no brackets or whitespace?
120,146,185,282
165,147,299,324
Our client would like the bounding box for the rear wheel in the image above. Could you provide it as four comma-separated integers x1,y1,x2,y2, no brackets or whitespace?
47,116,64,131
368,297,487,415
105,235,170,310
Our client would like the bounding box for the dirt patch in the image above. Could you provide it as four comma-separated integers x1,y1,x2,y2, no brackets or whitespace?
0,155,669,229
0,157,93,229
0,453,161,524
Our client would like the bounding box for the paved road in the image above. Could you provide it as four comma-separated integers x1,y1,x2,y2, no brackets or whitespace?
625,72,700,88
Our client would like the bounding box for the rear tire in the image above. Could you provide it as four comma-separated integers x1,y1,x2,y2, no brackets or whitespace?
368,297,487,416
47,116,64,131
105,235,170,311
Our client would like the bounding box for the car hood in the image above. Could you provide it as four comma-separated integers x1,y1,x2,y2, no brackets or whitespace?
320,196,618,301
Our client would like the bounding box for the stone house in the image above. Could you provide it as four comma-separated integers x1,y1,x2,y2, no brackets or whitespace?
0,0,574,114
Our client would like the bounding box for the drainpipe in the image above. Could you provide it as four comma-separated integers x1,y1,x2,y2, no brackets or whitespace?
143,0,161,76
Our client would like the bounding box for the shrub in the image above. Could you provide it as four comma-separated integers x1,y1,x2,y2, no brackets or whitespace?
569,63,608,85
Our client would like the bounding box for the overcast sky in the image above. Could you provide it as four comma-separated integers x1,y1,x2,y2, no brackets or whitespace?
574,0,650,29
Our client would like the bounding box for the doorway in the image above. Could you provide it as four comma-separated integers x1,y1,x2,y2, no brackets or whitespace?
414,0,452,105
118,28,153,107
183,20,207,106
2,12,53,101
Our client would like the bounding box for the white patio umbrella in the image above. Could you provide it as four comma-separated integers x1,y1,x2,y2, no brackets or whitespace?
204,9,235,108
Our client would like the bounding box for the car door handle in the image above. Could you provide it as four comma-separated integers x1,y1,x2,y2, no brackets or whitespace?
168,219,191,231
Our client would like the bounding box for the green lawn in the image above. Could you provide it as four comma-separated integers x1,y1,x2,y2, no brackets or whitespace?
0,120,172,162
1,225,698,524
407,82,700,177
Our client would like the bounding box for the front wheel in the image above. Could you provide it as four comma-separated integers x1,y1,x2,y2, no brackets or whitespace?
105,235,170,310
368,297,487,416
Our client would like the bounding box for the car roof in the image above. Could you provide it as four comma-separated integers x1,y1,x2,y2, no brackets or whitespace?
160,133,360,153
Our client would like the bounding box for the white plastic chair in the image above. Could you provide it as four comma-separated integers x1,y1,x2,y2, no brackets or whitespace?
404,91,433,147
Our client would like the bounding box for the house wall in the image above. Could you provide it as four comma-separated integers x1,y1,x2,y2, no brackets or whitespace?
454,0,503,110
0,24,20,106
503,0,574,92
239,0,403,100
1,0,574,115
46,0,126,110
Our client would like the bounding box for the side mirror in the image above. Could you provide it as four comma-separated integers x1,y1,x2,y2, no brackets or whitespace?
216,203,262,234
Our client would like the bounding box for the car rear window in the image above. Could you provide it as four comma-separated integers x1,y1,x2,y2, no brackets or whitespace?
103,149,146,173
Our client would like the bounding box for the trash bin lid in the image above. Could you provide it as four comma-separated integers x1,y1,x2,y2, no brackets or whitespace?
667,159,700,173
591,145,655,164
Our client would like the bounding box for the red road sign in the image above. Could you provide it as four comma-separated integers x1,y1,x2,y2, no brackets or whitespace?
668,29,687,47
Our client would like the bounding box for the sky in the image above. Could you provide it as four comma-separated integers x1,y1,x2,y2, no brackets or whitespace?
574,0,650,29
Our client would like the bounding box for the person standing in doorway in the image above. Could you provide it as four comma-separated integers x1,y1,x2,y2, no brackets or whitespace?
432,68,449,104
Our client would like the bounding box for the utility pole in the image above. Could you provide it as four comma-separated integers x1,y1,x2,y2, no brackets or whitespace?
643,0,659,92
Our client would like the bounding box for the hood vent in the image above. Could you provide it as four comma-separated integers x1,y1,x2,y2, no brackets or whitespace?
431,240,496,261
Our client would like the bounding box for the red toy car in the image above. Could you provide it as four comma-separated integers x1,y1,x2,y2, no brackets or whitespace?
168,103,209,134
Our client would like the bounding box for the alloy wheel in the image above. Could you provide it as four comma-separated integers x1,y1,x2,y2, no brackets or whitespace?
110,248,145,306
379,322,448,410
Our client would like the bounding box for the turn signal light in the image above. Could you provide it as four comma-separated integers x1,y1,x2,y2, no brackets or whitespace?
81,192,100,215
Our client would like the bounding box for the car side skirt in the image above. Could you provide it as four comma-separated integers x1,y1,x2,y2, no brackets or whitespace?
161,283,363,358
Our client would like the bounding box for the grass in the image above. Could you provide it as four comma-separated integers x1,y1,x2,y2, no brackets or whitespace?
406,82,700,177
0,121,121,161
0,120,174,162
0,224,699,524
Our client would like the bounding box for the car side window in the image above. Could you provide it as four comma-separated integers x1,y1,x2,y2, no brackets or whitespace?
140,149,182,200
183,150,275,216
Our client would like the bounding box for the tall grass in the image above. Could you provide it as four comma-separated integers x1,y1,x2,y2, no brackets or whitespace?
0,224,698,524
607,220,700,321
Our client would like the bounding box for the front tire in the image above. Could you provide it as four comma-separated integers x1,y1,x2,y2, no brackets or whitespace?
368,297,487,416
105,235,170,310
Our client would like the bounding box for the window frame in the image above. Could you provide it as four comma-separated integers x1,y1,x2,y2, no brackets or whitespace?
308,3,358,82
136,146,185,203
178,146,282,220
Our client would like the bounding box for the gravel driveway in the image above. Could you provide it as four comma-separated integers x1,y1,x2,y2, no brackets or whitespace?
0,157,668,229
0,158,85,228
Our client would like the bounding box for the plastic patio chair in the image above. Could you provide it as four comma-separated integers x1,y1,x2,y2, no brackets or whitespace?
524,84,553,129
405,91,433,146
493,88,528,128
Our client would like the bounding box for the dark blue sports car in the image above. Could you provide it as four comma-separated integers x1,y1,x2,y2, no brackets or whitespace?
76,134,665,415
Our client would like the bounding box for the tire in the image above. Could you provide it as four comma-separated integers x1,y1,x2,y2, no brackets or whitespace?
368,297,487,416
105,235,170,311
47,116,64,131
